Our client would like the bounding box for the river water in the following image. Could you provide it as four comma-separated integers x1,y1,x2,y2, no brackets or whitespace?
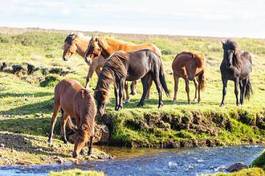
0,145,263,176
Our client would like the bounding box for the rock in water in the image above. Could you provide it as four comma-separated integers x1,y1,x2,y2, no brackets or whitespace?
226,162,248,172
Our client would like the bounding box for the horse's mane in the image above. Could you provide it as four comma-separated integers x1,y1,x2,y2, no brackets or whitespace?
176,51,204,68
223,39,239,51
65,33,90,44
223,40,242,68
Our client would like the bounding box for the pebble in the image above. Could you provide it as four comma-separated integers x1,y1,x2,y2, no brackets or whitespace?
0,143,5,148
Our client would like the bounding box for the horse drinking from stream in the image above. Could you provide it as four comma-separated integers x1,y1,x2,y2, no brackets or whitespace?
94,49,169,117
48,79,96,158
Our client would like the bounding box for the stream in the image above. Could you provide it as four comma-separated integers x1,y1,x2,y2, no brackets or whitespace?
0,145,263,176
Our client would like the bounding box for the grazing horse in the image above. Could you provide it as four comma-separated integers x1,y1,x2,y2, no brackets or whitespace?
62,33,104,76
172,52,205,104
220,40,252,106
48,79,96,158
94,49,169,117
84,36,161,99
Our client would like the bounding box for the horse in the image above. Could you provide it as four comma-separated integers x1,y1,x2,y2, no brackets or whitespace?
48,79,96,158
220,40,253,106
62,33,104,76
94,49,169,117
172,52,205,104
84,36,162,99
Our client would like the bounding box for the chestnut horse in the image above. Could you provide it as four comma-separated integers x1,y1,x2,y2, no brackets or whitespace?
94,49,169,117
48,79,96,158
84,36,161,100
220,40,252,106
172,52,205,104
62,33,104,76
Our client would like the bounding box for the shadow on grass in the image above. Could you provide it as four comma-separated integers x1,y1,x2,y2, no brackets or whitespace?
0,92,52,98
0,132,69,158
0,98,53,116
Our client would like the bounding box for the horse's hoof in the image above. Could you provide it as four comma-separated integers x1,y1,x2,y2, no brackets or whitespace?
124,100,130,104
220,104,224,107
130,91,136,95
72,152,78,158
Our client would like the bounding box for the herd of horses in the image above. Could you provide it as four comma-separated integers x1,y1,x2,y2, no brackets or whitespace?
49,33,253,158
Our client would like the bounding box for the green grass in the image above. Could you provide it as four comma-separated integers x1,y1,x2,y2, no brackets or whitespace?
213,168,265,176
1,29,265,164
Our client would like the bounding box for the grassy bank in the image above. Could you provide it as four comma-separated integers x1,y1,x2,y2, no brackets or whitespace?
1,28,265,165
49,169,105,176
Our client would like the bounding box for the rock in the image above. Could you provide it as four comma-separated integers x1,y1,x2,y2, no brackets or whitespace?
54,156,64,164
0,143,5,148
226,162,248,172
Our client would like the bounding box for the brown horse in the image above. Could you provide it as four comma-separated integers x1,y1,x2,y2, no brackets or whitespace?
62,33,104,76
94,49,169,117
48,79,96,158
172,52,205,104
84,36,161,99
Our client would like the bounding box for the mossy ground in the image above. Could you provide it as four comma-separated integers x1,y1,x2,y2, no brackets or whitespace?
213,167,265,176
49,169,105,176
1,28,265,165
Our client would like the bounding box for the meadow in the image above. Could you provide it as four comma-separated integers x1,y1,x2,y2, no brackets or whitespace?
1,28,265,165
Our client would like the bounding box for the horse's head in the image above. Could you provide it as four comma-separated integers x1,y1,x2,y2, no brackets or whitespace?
62,33,78,61
94,89,108,117
85,36,102,62
221,40,237,68
72,126,90,158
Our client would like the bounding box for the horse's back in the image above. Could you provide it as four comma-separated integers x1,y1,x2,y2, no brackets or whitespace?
54,79,83,115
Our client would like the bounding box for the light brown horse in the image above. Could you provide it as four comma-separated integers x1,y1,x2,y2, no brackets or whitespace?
84,36,162,99
172,52,205,104
62,33,104,76
48,79,96,158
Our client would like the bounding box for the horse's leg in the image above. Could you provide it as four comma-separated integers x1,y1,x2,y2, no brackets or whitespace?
88,136,93,155
114,84,119,111
152,70,163,108
62,114,70,144
185,78,190,104
234,78,240,106
145,81,152,100
130,81,137,95
197,78,201,103
48,102,61,144
220,78,228,107
118,78,125,110
85,63,96,88
124,81,130,104
173,75,179,103
193,79,198,102
239,80,244,105
137,74,152,107
95,67,101,76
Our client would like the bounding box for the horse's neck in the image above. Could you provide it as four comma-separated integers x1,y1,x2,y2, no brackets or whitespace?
104,38,125,54
76,39,89,57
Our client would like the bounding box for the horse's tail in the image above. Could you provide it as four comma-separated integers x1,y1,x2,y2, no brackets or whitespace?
245,79,253,99
159,64,170,97
198,71,205,91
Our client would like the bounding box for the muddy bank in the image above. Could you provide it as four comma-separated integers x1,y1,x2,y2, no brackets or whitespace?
0,132,112,166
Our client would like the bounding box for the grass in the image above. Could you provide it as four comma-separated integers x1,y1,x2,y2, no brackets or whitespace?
213,168,265,176
1,28,265,165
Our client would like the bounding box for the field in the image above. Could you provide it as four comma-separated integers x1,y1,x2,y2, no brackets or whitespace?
1,27,265,165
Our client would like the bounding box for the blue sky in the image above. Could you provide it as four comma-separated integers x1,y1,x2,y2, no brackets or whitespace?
1,0,265,38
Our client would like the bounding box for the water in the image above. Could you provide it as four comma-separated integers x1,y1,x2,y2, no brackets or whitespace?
0,145,263,176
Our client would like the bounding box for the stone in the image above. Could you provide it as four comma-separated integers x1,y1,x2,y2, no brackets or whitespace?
226,162,248,172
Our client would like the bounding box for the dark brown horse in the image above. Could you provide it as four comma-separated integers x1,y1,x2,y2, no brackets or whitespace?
84,36,161,99
172,52,205,103
48,79,96,158
220,40,252,106
94,49,169,117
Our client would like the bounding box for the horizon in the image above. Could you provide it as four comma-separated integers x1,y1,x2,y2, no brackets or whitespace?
1,0,265,38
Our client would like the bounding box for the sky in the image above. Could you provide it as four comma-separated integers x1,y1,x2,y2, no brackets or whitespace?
0,0,265,38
